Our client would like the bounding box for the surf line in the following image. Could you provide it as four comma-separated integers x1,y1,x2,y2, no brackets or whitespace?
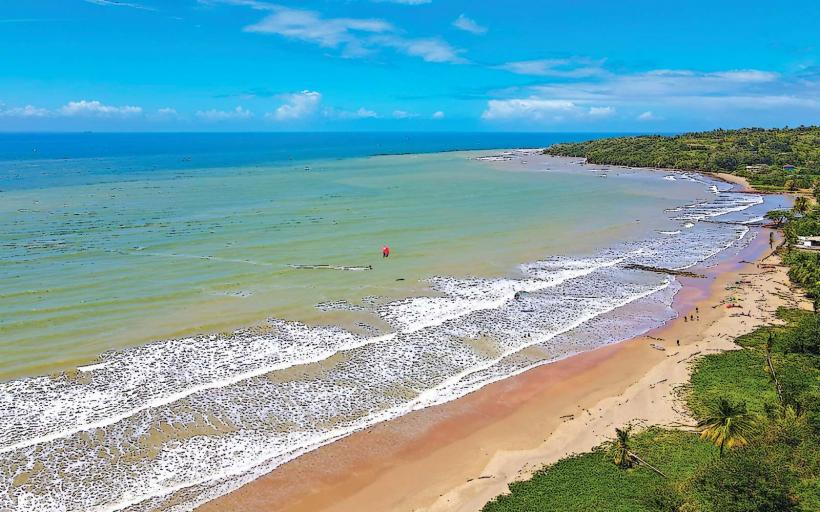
3,259,608,454
1,256,625,455
83,279,676,512
0,333,397,455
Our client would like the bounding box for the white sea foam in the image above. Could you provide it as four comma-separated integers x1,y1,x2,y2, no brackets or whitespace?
0,327,394,455
381,256,623,334
76,362,109,372
672,192,763,222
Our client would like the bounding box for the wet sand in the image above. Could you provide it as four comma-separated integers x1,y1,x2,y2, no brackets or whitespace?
197,226,808,512
709,172,753,192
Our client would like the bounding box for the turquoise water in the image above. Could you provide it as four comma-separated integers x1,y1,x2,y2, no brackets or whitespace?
2,144,668,380
0,135,785,512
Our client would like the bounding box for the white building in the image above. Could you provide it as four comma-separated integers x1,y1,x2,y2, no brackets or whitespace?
797,236,820,250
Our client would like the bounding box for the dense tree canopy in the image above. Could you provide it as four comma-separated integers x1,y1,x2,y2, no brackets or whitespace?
545,127,820,188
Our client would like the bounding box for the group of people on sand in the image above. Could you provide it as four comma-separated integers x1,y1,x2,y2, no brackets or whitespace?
676,307,701,346
682,306,700,324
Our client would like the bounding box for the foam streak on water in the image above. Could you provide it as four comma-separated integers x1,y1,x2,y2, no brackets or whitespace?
0,173,774,512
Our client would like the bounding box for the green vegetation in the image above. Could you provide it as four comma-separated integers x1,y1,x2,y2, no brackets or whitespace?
483,309,820,512
483,198,820,512
782,202,820,308
544,126,820,189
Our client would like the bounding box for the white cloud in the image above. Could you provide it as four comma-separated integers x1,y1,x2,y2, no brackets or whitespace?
221,3,464,64
245,7,393,48
200,0,273,9
325,106,379,119
355,107,378,118
372,0,431,4
268,90,322,121
371,36,466,64
156,107,178,117
0,104,50,117
482,99,616,122
482,99,578,121
196,106,253,121
498,58,606,78
668,94,819,109
373,35,465,63
60,100,142,117
392,110,418,119
452,14,486,35
649,69,778,84
1,100,144,119
83,0,156,11
432,110,445,119
588,106,615,117
527,69,785,101
483,66,820,124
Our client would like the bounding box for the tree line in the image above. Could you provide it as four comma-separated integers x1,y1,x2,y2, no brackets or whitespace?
545,126,820,189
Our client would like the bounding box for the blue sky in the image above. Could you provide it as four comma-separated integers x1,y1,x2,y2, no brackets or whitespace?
1,0,818,132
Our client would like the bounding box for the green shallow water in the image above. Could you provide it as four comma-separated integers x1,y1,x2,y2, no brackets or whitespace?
0,151,702,380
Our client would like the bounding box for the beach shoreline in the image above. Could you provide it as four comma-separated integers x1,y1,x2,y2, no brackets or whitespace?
198,204,804,511
1,150,789,512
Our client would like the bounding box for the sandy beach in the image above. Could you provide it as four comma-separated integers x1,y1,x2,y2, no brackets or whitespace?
198,220,807,512
709,172,753,192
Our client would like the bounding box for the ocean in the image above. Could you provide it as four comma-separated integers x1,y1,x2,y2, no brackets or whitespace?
0,133,787,511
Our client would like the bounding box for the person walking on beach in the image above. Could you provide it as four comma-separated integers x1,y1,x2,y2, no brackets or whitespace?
382,245,390,258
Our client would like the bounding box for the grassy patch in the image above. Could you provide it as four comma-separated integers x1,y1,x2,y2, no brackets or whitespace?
687,349,775,417
482,429,712,512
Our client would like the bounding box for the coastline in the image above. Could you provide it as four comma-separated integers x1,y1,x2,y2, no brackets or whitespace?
706,172,753,192
198,217,804,510
4,149,784,512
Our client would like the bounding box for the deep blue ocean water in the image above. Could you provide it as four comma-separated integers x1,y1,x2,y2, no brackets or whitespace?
0,132,624,190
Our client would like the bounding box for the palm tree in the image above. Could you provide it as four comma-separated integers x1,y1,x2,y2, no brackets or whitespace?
793,196,809,215
698,398,754,456
784,226,797,254
765,332,784,405
610,427,668,477
612,427,634,468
